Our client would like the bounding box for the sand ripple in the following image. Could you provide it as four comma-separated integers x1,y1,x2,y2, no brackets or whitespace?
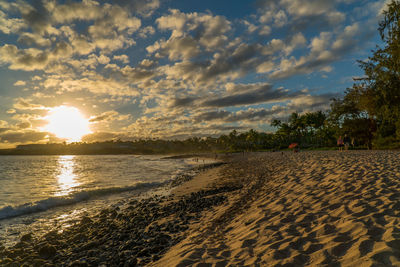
156,151,400,266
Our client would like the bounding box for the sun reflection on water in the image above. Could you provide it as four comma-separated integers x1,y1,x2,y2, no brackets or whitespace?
56,155,80,196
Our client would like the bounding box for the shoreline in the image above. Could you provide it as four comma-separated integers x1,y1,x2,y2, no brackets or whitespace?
0,160,227,266
2,151,400,266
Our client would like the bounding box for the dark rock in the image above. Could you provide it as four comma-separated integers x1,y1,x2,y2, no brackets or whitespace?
38,244,57,259
110,210,118,218
80,216,92,225
124,257,137,267
137,248,151,258
71,233,86,243
32,258,48,266
4,261,21,267
1,258,13,264
69,259,88,267
81,240,99,251
13,241,27,249
20,233,33,242
43,230,59,242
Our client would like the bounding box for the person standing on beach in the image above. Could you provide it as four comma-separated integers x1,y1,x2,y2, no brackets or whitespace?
343,134,350,151
337,136,344,151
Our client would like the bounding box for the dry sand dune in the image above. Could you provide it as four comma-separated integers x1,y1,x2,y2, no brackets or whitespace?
154,151,400,266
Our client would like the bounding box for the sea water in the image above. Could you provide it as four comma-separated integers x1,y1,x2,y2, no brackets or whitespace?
0,154,203,246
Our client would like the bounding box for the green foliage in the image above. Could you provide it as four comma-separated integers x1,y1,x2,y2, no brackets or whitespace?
270,111,334,149
330,0,400,147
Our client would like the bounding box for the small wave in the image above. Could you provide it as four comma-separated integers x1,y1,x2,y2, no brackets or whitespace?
0,182,163,220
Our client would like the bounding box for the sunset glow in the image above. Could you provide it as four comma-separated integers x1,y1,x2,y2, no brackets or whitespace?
0,0,387,146
44,106,91,142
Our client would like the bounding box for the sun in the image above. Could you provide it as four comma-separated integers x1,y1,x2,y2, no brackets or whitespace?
44,106,91,142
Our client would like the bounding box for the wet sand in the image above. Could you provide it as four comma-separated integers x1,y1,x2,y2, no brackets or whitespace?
2,151,400,266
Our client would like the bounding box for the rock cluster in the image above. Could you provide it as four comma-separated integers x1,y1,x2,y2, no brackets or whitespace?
0,181,238,266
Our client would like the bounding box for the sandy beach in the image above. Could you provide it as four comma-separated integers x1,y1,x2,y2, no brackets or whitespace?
156,151,400,266
1,151,400,266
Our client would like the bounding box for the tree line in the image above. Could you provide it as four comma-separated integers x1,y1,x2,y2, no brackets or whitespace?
272,0,400,150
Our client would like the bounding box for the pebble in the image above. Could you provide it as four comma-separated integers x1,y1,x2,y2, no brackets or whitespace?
0,162,240,266
38,244,56,259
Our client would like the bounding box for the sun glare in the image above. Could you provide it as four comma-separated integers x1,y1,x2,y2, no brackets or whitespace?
44,106,91,142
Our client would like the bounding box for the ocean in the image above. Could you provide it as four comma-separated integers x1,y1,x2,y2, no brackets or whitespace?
0,154,205,247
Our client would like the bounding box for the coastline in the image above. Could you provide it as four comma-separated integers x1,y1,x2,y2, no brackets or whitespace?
0,159,226,266
2,151,400,266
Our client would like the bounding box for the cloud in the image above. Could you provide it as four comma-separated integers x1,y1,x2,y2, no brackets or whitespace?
155,9,231,50
0,40,75,71
81,131,121,142
138,25,156,38
17,121,31,129
282,0,335,17
116,0,160,17
0,45,50,71
147,36,200,61
0,0,385,142
202,84,300,108
50,1,103,23
193,107,285,124
89,110,131,123
17,32,51,47
268,21,375,80
0,120,8,128
42,73,141,96
161,42,268,86
113,54,130,64
0,130,48,143
14,80,26,86
287,93,337,111
0,9,26,34
87,5,141,39
170,83,301,109
14,1,58,35
13,98,46,110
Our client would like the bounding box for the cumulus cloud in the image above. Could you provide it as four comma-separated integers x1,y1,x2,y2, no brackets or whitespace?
13,98,46,110
0,10,26,34
116,0,160,17
170,82,302,109
193,106,285,124
154,9,231,51
202,83,300,108
17,32,52,47
0,130,48,144
81,131,122,142
89,110,131,123
14,80,26,86
161,42,268,86
257,0,345,31
0,45,50,71
113,54,130,64
49,1,103,23
269,22,375,80
287,93,337,111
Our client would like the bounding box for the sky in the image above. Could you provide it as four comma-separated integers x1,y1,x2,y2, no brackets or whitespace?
0,0,389,148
